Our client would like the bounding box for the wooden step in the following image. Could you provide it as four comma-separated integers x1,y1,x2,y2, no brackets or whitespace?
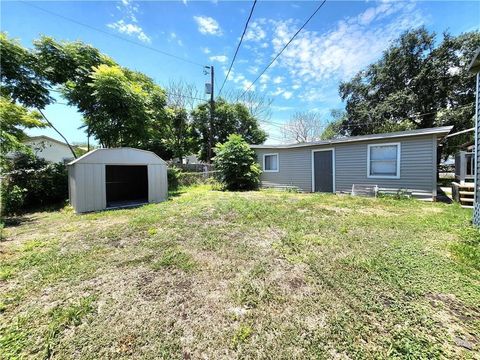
461,205,474,209
460,198,474,203
459,191,475,196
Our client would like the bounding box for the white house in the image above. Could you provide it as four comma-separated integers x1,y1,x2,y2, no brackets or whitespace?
24,135,75,163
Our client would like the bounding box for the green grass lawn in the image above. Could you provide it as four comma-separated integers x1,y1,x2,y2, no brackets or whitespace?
1,186,479,359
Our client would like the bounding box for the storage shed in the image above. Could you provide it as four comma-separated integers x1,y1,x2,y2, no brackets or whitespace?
68,148,168,213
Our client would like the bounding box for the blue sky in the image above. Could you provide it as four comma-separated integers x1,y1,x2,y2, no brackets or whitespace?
2,0,479,145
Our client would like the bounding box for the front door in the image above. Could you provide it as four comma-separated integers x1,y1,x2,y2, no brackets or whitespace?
313,150,334,192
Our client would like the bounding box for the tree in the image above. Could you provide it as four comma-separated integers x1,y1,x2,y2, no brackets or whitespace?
222,89,273,122
0,33,77,158
191,98,267,162
0,96,46,164
213,134,261,191
281,111,325,143
338,28,480,155
320,110,346,140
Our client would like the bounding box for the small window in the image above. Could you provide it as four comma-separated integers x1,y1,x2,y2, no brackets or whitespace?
263,153,279,172
367,143,400,178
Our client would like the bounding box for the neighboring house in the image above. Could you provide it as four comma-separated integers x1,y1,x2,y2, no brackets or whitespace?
468,48,480,225
252,126,453,200
24,135,75,163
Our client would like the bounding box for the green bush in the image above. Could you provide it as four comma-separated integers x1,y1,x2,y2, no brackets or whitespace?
167,166,181,191
2,152,68,212
1,184,27,215
213,134,261,191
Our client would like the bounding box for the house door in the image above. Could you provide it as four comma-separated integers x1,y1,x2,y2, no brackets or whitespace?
313,150,334,192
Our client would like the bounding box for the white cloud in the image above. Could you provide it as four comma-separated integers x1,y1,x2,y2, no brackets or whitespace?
244,21,266,42
194,16,222,36
270,2,424,85
107,20,151,43
292,84,301,90
242,80,255,91
282,91,293,100
202,47,211,54
271,87,285,96
108,0,151,43
273,76,284,84
259,74,270,84
209,55,228,63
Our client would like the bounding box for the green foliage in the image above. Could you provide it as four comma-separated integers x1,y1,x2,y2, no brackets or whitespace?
338,28,480,156
167,167,181,191
0,96,46,161
1,185,27,215
3,153,68,212
0,33,52,108
192,98,267,162
213,134,261,191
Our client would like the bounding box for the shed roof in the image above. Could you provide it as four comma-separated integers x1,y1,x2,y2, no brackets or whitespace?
251,126,453,149
68,148,166,165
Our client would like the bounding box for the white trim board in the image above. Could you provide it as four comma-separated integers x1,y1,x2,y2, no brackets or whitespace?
263,153,279,172
311,148,335,193
367,142,401,179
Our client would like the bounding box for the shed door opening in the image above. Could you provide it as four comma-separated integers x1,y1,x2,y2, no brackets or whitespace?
106,165,148,208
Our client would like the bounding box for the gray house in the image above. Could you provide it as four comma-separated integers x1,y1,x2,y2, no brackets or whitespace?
468,48,480,225
252,126,453,199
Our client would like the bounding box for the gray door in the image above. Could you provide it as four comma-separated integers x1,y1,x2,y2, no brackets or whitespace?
313,150,333,192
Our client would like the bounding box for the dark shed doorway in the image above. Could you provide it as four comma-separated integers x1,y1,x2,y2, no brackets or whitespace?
106,165,148,208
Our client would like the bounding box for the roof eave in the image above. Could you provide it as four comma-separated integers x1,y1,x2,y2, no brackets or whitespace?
251,126,453,149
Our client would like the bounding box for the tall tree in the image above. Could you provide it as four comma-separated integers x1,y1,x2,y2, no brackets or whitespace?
281,111,325,143
0,33,77,158
338,28,480,155
191,98,267,161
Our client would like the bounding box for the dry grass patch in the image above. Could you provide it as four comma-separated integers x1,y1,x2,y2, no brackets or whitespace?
1,185,479,358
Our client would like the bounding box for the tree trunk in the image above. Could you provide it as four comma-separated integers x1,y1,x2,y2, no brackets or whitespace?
38,109,77,159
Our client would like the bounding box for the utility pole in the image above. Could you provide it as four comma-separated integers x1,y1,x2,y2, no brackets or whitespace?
208,65,215,163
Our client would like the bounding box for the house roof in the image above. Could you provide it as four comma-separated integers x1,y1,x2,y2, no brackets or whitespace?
251,126,453,149
25,135,72,148
68,147,166,166
468,48,480,74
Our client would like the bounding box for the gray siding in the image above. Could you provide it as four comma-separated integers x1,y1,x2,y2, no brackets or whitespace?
255,134,437,196
474,73,480,226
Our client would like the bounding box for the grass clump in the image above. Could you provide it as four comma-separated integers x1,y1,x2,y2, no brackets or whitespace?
151,247,196,272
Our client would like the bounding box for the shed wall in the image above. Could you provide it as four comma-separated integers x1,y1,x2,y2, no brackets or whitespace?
254,134,437,196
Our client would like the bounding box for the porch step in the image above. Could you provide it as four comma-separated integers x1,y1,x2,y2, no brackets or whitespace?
460,197,474,203
461,205,474,209
459,191,474,196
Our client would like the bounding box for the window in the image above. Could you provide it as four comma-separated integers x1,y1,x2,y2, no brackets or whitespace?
263,153,279,172
367,143,400,178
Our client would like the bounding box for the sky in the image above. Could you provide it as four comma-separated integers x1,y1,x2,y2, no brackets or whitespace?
2,0,479,145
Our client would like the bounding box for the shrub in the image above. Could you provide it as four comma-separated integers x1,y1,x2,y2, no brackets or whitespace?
1,184,27,215
2,152,68,212
213,134,261,191
167,166,181,191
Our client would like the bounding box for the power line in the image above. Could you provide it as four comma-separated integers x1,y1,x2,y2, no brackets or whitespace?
218,0,257,96
238,0,327,100
20,1,205,68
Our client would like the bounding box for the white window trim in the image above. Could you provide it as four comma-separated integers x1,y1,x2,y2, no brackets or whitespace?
311,148,335,192
263,153,279,172
367,142,401,179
